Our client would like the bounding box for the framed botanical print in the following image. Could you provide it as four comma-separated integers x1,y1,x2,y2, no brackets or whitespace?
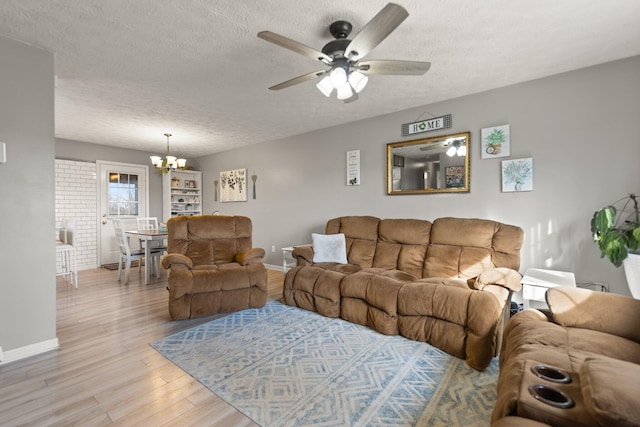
220,168,247,202
481,125,510,159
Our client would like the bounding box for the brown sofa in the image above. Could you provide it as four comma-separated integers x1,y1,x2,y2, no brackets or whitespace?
284,216,524,370
492,286,640,427
161,215,268,320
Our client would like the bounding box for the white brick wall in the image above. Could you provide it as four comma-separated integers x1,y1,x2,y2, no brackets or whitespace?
55,159,97,270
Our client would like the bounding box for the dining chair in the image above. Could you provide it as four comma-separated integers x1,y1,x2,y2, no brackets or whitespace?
136,216,168,253
56,218,78,287
112,218,163,284
136,217,159,230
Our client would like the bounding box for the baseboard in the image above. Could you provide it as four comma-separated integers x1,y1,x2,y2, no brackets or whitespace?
0,338,60,365
265,264,284,272
78,263,98,271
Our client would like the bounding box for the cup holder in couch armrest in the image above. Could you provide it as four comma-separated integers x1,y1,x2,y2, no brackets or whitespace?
530,364,572,384
528,384,575,409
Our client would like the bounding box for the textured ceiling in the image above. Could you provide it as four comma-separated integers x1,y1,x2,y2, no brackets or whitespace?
1,1,639,158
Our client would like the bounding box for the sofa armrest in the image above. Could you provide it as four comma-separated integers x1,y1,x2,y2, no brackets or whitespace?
473,267,523,292
236,248,266,266
161,253,193,270
292,245,314,266
546,286,640,343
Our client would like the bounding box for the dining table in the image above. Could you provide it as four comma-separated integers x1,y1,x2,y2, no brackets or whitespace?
125,229,168,285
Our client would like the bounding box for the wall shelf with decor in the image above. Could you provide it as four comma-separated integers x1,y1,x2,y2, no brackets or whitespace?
162,170,203,221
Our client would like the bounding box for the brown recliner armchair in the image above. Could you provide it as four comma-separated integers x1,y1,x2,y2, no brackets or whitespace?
161,215,268,320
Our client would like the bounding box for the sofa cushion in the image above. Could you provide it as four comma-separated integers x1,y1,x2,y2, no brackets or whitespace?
581,357,640,427
167,215,254,266
283,265,347,318
340,268,414,335
546,286,640,344
326,216,379,267
425,218,524,279
312,233,347,264
372,219,430,278
426,218,495,279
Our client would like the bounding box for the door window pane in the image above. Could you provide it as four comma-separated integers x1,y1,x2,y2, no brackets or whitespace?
107,173,140,216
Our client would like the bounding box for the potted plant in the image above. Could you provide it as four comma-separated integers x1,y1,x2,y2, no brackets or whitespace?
591,193,640,297
502,159,532,191
484,128,506,155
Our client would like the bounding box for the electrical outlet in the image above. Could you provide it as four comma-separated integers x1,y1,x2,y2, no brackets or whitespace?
271,245,276,253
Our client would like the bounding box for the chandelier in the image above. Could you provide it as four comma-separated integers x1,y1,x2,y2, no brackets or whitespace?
150,133,186,173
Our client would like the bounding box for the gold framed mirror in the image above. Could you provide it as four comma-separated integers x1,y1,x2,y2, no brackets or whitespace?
387,131,470,194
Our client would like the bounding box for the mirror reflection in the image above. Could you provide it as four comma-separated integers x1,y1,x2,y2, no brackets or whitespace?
387,131,470,194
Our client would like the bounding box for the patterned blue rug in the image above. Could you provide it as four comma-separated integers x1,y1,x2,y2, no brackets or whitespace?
151,301,499,426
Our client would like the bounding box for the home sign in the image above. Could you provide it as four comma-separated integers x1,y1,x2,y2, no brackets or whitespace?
401,114,452,137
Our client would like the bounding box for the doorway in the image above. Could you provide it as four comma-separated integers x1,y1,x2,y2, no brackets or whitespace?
97,161,149,266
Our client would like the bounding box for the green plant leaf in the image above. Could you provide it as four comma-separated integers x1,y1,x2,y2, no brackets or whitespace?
628,226,640,251
599,230,627,266
592,206,617,234
591,194,640,266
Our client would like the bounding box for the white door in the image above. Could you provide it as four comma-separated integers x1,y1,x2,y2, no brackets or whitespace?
97,161,149,265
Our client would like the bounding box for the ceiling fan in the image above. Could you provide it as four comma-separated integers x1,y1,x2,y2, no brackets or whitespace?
257,3,431,103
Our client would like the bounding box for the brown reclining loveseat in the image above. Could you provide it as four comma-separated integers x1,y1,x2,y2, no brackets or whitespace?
284,216,524,370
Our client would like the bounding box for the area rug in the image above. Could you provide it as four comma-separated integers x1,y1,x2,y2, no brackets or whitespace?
151,301,499,427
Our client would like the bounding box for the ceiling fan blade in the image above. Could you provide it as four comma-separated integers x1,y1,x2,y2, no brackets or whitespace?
359,60,431,75
268,70,326,91
258,31,333,63
345,3,409,61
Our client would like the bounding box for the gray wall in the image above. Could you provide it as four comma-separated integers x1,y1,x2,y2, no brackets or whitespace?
0,36,56,353
199,56,640,296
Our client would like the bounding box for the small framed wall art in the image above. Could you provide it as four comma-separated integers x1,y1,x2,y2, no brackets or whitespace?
481,124,510,159
501,158,533,192
347,150,360,186
220,168,247,202
445,166,465,188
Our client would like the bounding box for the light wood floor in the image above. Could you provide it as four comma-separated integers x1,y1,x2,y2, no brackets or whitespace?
0,267,285,426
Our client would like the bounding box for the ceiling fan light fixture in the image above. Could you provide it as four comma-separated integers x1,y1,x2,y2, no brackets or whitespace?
348,71,368,93
258,4,430,104
336,82,353,100
446,146,456,157
330,67,348,88
316,75,334,97
457,145,467,156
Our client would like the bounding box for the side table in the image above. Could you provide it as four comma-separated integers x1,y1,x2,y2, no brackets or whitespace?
521,268,576,309
282,245,309,273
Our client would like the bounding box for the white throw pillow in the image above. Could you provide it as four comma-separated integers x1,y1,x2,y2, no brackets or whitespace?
312,233,348,264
